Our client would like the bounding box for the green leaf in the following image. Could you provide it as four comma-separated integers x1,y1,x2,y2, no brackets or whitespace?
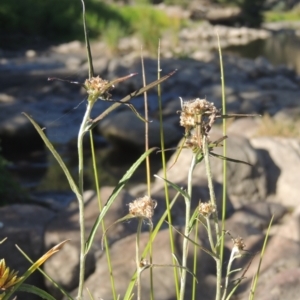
210,152,252,166
85,147,157,254
22,113,81,200
17,284,57,300
154,174,190,200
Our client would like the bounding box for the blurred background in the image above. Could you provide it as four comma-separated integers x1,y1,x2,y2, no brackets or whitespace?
1,0,300,203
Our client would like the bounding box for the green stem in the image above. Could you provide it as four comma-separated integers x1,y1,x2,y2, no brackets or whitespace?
192,218,199,300
77,101,93,300
136,218,143,300
89,131,117,300
202,136,221,300
221,249,237,300
180,153,196,300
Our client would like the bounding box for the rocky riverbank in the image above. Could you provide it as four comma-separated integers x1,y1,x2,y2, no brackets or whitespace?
1,23,300,299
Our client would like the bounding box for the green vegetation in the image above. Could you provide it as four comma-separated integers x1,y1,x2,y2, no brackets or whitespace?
0,153,25,206
0,0,180,51
257,114,300,138
264,10,300,22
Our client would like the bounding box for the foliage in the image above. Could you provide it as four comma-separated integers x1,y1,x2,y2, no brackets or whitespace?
256,114,300,138
215,0,266,27
0,148,25,206
0,0,178,48
0,153,25,206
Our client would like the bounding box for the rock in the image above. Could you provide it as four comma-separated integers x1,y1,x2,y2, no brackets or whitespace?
228,118,261,138
44,188,137,299
0,113,45,156
253,268,300,300
0,204,55,300
250,137,300,207
67,228,217,300
234,235,300,298
156,132,268,208
97,110,182,149
226,201,287,231
271,205,300,242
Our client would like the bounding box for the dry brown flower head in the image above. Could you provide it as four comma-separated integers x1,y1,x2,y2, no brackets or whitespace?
233,236,246,253
84,76,112,100
198,202,216,218
129,196,157,220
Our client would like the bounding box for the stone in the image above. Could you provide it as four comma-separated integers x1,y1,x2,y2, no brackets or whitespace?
156,131,268,208
0,114,45,156
44,188,137,299
97,110,182,149
0,204,55,300
250,137,300,207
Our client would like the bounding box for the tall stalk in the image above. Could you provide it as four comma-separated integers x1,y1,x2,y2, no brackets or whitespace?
180,154,196,300
203,135,221,300
77,101,94,299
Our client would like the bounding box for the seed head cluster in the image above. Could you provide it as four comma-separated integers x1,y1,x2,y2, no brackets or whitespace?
198,202,216,218
129,196,157,220
84,76,112,101
179,98,219,151
232,236,246,253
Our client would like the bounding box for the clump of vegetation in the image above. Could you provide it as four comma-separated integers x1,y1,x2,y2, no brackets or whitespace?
257,114,300,138
0,0,180,52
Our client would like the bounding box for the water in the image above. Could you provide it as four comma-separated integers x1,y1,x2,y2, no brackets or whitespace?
224,31,300,74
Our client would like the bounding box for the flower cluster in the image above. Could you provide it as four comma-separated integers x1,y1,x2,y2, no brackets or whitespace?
179,98,219,151
198,202,216,218
232,236,246,254
129,195,157,220
84,76,112,101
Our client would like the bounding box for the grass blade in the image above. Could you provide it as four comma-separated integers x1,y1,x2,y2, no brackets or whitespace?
87,70,177,129
22,113,81,199
85,147,157,254
17,284,56,300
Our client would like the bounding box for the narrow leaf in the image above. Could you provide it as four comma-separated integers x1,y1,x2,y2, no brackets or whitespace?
210,152,252,166
85,148,157,254
81,0,94,78
22,113,81,199
154,174,190,200
87,69,177,129
17,284,56,300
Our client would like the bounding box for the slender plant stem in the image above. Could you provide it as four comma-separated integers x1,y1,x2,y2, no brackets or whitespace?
221,249,237,300
202,135,222,300
217,32,227,274
140,46,154,300
136,218,143,300
206,217,215,253
192,218,199,300
156,40,179,298
77,101,94,300
180,153,196,300
89,131,117,300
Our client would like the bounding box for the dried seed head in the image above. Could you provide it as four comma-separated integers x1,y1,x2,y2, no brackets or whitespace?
179,98,218,135
84,76,112,100
181,98,217,116
129,196,157,220
232,236,246,253
198,202,216,218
